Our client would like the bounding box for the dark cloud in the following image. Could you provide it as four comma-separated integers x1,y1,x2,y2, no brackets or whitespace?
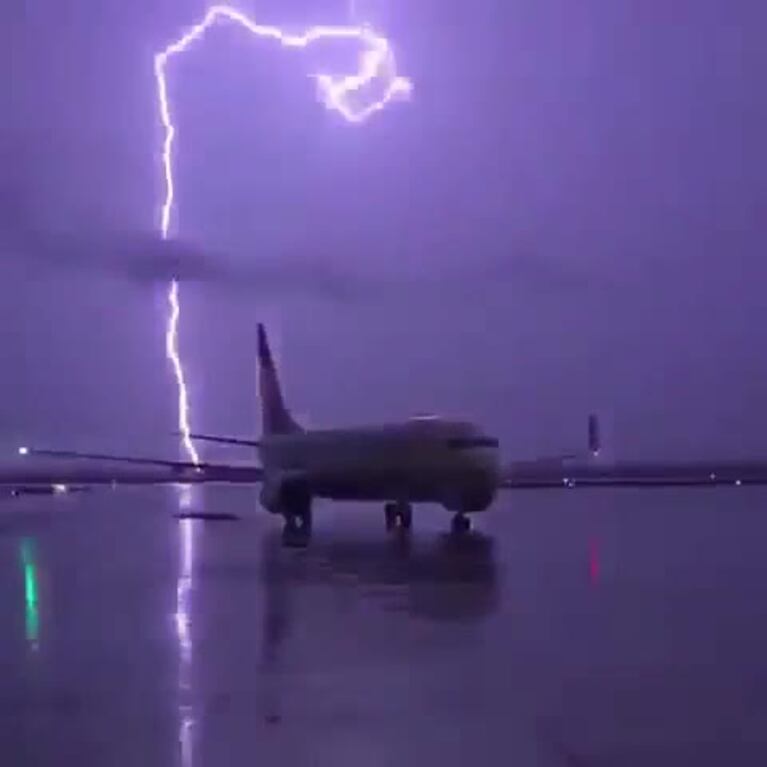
2,181,606,304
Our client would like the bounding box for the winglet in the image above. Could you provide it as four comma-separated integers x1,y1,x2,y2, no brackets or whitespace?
258,323,274,370
588,413,601,457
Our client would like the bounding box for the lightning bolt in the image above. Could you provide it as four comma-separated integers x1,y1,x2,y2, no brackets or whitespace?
154,5,412,465
152,8,411,765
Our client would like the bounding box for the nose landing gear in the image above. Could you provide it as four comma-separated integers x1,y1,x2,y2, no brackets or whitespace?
384,501,413,532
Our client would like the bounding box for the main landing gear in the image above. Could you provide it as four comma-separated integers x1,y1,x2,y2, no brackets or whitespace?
451,513,471,535
282,507,312,546
383,503,472,535
384,501,412,532
280,485,313,547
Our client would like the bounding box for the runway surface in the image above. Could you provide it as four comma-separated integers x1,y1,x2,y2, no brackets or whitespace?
1,486,766,766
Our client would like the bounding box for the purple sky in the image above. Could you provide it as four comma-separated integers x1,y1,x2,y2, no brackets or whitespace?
4,0,767,459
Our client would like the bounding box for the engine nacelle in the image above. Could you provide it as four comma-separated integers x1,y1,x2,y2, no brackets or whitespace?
259,481,284,514
441,483,497,513
259,476,311,515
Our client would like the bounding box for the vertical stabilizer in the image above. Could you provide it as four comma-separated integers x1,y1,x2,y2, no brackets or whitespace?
258,324,302,436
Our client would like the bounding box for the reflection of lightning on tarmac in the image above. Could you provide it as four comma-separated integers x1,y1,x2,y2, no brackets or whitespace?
153,8,411,765
176,510,194,766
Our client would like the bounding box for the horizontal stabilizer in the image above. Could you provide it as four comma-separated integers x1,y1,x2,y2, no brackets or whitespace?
185,433,260,448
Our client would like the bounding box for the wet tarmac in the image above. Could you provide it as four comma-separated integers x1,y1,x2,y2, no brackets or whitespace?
1,485,767,766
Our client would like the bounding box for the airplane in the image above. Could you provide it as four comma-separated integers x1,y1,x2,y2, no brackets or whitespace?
15,325,501,540
8,324,767,543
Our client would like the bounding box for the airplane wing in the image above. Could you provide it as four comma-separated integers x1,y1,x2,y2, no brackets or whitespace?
502,460,767,489
1,447,264,489
501,413,767,488
502,413,602,474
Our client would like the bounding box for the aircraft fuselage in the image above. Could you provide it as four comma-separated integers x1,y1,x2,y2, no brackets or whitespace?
259,418,500,512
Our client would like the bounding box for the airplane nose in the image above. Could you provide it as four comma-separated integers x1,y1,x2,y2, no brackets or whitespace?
463,446,501,511
487,448,502,484
470,444,502,486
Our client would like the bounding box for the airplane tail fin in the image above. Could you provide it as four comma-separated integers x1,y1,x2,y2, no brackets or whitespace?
258,324,302,436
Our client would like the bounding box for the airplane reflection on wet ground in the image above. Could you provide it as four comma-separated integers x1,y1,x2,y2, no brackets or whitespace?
1,487,766,766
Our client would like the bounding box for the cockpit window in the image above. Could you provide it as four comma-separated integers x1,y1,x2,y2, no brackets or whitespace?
447,437,499,449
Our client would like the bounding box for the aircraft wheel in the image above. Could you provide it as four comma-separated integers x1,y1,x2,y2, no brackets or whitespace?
282,508,312,547
396,503,413,531
384,502,397,531
451,513,471,535
385,502,412,532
